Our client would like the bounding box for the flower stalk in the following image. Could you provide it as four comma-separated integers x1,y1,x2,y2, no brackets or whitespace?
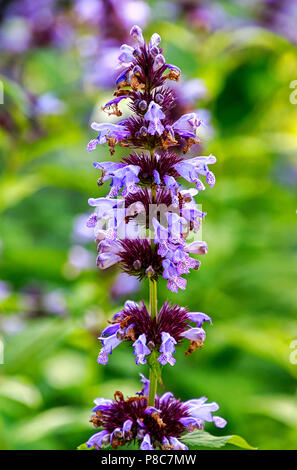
148,277,158,406
85,24,226,450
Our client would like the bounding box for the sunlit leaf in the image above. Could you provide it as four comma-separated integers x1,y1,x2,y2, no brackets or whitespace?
181,430,256,450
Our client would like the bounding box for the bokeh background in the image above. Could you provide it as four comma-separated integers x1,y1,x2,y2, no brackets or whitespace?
0,0,297,450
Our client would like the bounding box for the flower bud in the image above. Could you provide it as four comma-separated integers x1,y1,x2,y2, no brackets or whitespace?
133,260,142,270
139,100,147,111
155,93,164,104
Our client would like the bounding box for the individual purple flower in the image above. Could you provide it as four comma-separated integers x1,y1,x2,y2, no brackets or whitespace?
174,154,216,190
187,311,212,327
88,122,130,154
133,333,151,365
130,24,144,45
184,397,226,428
140,433,154,450
118,43,135,64
158,332,177,366
186,241,208,255
144,101,165,136
86,429,110,450
138,373,150,396
169,437,188,450
93,161,141,197
181,327,206,343
172,113,201,138
97,323,122,364
153,54,166,71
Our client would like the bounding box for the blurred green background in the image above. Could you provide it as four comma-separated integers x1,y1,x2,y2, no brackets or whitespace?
0,0,297,450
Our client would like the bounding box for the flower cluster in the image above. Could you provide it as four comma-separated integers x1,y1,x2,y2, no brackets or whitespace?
85,25,226,451
97,301,212,366
87,377,226,450
86,25,216,293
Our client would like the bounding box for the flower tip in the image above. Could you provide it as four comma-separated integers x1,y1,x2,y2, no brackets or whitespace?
130,25,144,44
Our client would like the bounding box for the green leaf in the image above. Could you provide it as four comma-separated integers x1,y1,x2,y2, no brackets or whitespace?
77,443,90,451
181,430,256,450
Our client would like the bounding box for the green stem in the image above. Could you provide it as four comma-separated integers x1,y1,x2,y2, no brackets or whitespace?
149,278,158,320
148,278,158,406
147,148,160,406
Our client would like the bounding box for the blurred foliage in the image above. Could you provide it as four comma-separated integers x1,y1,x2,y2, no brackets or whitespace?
0,0,297,451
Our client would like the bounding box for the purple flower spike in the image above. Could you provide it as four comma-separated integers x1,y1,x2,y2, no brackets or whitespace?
140,433,154,450
133,334,151,365
158,332,177,366
144,101,165,136
85,26,224,451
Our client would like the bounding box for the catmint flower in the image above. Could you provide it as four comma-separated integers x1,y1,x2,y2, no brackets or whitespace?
130,24,144,45
86,378,226,450
186,241,208,255
149,33,161,48
140,434,154,450
174,154,216,190
144,101,165,136
92,161,141,197
85,23,223,452
133,333,151,365
187,311,212,327
118,44,135,64
153,54,166,71
158,332,177,366
88,122,130,154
